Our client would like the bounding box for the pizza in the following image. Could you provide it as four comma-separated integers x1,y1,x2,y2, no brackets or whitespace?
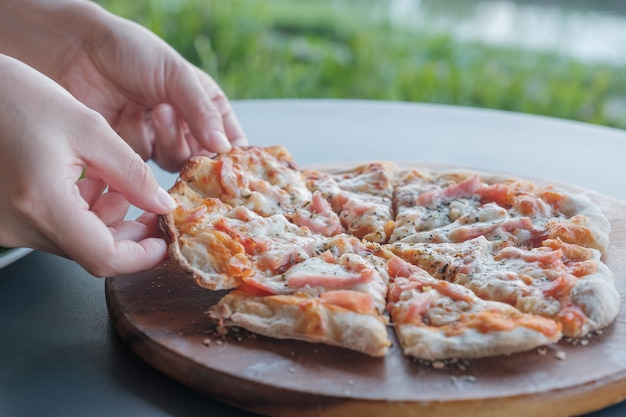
159,145,619,360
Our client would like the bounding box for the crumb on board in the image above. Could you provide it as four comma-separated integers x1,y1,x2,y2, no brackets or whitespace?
199,325,258,349
563,329,603,346
450,375,477,384
215,326,229,337
532,328,601,358
415,359,478,384
415,357,472,372
537,346,568,360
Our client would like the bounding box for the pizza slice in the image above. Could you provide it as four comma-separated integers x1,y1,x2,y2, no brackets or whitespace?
161,192,323,290
209,235,392,357
390,169,611,253
300,161,397,243
169,145,311,217
386,255,562,360
160,146,324,290
388,236,619,338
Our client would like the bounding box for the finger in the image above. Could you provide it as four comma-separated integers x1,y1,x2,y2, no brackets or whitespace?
223,111,248,147
90,190,131,226
115,102,154,161
109,212,162,242
196,70,248,147
58,207,168,277
105,238,169,277
27,176,167,277
210,94,247,148
79,116,176,216
109,220,152,242
151,103,193,171
165,64,233,153
75,175,107,209
134,212,162,238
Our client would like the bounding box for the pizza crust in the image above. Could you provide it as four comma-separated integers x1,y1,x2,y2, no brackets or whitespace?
159,214,232,290
210,292,391,357
395,323,560,360
554,192,611,253
570,260,620,335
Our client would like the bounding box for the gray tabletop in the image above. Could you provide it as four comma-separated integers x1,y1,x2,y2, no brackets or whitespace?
1,99,625,416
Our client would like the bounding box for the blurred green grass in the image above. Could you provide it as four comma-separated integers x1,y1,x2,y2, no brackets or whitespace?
96,0,626,129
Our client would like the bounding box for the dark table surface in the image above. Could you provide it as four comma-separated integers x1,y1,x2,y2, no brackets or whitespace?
2,100,625,416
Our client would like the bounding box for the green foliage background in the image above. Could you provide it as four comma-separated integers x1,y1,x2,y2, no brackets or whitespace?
96,0,626,129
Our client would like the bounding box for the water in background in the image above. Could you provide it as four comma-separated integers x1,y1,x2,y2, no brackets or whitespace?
364,0,626,65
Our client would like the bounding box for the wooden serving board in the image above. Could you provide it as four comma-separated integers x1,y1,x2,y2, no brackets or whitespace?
105,164,626,417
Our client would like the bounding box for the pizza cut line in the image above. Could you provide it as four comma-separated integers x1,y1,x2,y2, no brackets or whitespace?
159,146,620,360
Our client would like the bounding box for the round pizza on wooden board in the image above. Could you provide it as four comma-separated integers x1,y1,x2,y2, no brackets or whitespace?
105,158,626,417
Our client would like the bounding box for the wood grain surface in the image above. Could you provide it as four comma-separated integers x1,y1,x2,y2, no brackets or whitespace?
105,164,626,417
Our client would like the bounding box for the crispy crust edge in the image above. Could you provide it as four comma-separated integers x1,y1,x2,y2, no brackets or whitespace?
394,323,561,360
158,213,238,291
210,292,392,357
570,259,621,336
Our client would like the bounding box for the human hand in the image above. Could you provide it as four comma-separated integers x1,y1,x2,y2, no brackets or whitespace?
52,2,248,171
0,54,176,276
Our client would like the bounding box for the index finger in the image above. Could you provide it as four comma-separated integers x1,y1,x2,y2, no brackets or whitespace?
192,66,248,147
167,63,248,152
78,115,177,216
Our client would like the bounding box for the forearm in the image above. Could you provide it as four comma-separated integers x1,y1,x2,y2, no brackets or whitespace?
0,0,109,80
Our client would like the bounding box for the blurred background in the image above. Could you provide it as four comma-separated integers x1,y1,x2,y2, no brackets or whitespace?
96,0,626,129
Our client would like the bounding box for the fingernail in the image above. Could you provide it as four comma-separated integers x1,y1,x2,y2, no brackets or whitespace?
158,187,177,212
210,130,232,153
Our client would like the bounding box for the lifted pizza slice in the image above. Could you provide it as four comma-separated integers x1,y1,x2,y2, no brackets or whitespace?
161,198,321,290
170,145,311,217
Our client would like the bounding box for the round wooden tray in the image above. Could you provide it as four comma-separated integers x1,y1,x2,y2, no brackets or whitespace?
106,166,626,417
